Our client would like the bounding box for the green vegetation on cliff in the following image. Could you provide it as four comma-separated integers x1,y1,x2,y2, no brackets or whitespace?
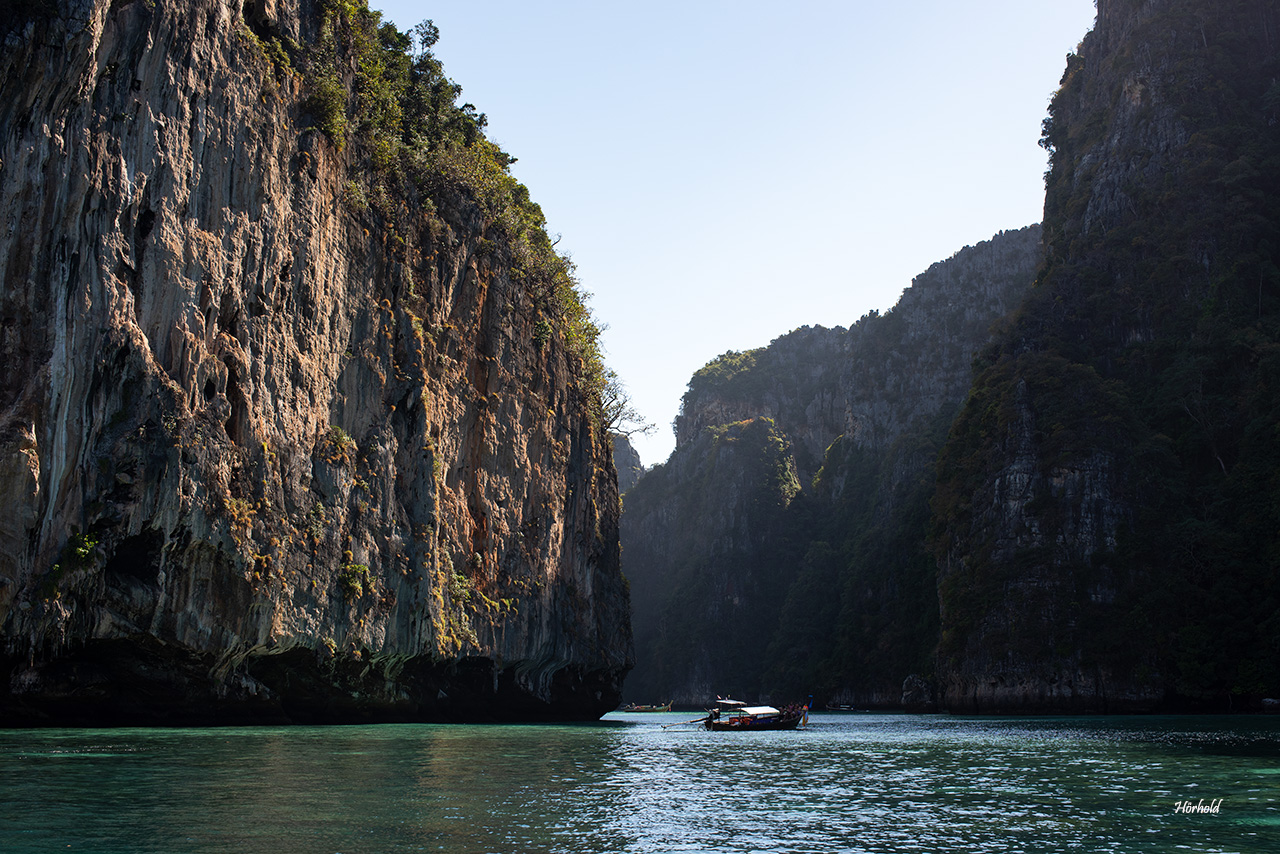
681,350,765,416
762,428,945,703
253,0,614,434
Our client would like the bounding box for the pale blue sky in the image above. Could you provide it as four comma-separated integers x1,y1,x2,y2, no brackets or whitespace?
374,1,1098,466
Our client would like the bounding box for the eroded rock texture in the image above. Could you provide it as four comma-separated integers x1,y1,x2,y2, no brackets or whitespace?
0,0,631,724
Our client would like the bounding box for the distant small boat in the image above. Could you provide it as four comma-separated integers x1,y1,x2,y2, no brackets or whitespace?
620,702,673,712
704,698,807,731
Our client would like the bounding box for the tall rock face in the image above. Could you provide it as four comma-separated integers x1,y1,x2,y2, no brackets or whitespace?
619,418,802,704
933,0,1280,712
622,228,1042,704
672,328,847,482
675,227,1043,480
611,434,643,495
0,0,631,724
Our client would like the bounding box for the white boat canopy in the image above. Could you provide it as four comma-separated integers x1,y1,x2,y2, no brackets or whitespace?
712,699,784,716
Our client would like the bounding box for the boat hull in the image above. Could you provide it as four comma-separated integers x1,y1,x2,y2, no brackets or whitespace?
706,714,802,731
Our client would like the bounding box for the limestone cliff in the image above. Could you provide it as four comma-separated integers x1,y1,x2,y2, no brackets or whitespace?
932,0,1280,712
0,0,631,724
620,418,801,704
675,227,1042,482
611,434,642,495
623,228,1042,704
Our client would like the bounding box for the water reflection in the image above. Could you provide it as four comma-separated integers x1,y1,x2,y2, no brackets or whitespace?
1,715,1278,853
405,724,633,852
597,714,1280,853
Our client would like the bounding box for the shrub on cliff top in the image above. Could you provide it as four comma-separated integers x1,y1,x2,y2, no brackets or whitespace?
682,349,764,407
303,2,486,171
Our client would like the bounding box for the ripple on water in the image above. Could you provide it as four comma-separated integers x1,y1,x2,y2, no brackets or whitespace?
0,716,1278,853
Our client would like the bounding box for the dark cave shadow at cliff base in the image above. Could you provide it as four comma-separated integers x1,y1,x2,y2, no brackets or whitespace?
0,641,625,727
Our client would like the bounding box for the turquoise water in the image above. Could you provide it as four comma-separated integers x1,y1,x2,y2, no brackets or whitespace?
2,713,1278,853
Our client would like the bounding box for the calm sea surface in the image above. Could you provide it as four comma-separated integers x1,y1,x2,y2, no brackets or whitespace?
2,713,1278,853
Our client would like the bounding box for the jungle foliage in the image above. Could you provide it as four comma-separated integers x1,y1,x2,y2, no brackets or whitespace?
680,350,765,418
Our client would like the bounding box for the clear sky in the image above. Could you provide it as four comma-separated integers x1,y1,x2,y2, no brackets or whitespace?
373,0,1099,467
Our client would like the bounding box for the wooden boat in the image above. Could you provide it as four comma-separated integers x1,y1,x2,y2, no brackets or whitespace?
620,701,673,712
704,698,807,731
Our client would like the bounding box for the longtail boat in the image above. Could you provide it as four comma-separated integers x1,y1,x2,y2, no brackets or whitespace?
620,702,673,712
703,698,808,731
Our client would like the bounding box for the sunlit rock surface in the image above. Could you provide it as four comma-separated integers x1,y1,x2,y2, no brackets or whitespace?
0,0,631,724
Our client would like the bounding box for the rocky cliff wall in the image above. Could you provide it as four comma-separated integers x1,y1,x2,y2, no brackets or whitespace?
0,0,631,724
672,327,847,480
932,0,1280,712
620,418,801,705
623,228,1042,705
674,226,1042,484
611,434,643,495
